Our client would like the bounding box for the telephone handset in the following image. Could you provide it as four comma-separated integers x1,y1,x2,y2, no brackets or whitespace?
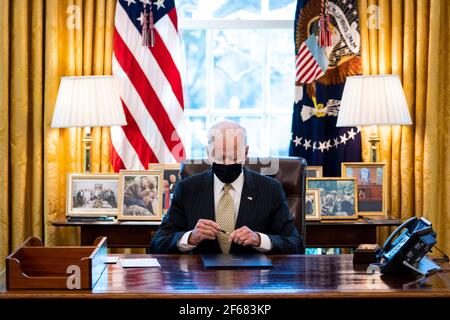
378,217,440,275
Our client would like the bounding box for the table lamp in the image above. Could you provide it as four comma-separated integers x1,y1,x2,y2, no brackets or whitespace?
51,76,127,172
336,74,413,162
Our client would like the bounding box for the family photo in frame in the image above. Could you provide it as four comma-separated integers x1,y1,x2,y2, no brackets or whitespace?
305,189,320,221
342,162,386,216
305,166,323,178
118,170,163,221
66,173,119,217
148,163,181,215
306,178,358,219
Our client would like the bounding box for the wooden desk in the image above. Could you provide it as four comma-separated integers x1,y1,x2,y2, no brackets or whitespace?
52,217,402,249
1,255,448,316
1,254,449,299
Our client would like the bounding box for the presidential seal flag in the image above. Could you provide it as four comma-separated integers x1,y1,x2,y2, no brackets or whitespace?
289,0,362,177
111,0,185,171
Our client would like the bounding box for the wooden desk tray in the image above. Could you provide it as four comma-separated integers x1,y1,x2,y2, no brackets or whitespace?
6,236,107,290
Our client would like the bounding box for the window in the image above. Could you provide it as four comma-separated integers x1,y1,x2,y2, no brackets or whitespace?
177,0,296,158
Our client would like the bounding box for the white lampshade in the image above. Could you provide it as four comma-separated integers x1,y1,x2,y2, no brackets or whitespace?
336,74,413,127
51,76,127,128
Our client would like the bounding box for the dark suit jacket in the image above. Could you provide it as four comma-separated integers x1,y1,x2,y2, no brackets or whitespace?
150,168,302,254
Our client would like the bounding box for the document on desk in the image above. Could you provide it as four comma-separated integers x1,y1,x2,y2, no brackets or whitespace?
105,256,119,264
120,258,161,268
202,254,273,269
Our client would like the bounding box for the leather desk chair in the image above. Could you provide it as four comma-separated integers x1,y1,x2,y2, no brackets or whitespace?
180,157,307,253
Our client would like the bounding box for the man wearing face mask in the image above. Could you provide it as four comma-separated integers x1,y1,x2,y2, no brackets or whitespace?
150,121,301,254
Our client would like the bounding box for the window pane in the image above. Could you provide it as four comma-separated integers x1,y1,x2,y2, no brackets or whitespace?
267,0,297,19
212,0,261,19
213,29,263,110
177,0,200,19
185,116,208,159
212,116,263,156
268,115,291,156
182,30,207,110
269,29,295,110
177,0,262,19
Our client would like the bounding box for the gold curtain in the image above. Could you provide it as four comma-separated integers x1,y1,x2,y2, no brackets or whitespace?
358,0,450,253
0,0,116,269
1,0,449,269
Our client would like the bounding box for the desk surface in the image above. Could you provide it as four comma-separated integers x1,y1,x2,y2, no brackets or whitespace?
1,254,449,299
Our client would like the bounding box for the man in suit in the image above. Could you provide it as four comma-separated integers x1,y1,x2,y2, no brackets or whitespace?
150,120,301,254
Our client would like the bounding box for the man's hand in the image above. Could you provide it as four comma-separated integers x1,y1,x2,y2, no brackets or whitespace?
229,226,261,247
188,219,220,246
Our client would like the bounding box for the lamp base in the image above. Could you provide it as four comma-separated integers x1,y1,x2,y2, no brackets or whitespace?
82,129,93,172
368,133,379,163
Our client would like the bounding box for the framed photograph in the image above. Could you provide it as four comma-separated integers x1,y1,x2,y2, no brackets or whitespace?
66,173,119,217
306,166,323,178
305,189,321,221
118,170,163,221
148,163,181,214
342,162,387,216
306,178,358,219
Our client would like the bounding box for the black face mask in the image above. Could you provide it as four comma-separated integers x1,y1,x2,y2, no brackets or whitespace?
212,163,243,183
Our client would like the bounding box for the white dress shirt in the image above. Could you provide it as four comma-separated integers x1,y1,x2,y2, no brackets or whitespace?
177,172,272,252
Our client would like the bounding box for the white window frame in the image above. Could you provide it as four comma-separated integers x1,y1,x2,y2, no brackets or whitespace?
179,17,295,157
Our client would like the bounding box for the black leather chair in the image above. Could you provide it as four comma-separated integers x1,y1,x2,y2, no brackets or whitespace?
181,157,307,253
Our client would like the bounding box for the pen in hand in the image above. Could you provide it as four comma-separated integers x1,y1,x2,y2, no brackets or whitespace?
218,228,231,236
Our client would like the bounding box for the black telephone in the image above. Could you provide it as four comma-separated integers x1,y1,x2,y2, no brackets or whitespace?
378,217,440,275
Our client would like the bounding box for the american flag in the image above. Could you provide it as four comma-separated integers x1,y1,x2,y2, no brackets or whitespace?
296,35,328,84
111,0,185,171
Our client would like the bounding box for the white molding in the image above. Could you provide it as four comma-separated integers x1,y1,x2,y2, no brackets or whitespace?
185,109,292,116
179,19,294,30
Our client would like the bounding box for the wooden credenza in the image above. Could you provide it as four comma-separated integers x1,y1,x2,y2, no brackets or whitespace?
51,217,402,249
